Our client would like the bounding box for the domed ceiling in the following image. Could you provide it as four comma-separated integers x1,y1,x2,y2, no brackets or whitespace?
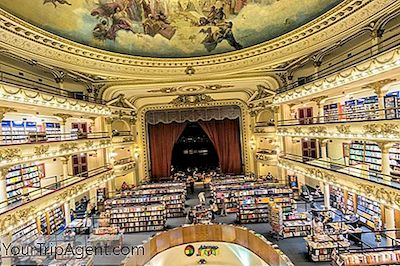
0,0,343,58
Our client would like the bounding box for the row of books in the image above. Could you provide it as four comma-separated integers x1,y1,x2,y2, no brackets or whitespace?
333,250,400,266
100,204,167,233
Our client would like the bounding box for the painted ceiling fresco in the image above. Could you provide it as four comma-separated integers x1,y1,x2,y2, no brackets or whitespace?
0,0,343,58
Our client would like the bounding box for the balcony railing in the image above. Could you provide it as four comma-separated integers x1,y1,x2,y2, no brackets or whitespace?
114,157,134,166
280,153,400,189
0,164,113,215
0,70,106,104
278,107,400,126
277,31,400,94
0,131,110,146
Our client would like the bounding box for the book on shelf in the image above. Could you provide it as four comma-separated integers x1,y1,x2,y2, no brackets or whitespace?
306,234,350,262
103,204,167,233
333,250,400,266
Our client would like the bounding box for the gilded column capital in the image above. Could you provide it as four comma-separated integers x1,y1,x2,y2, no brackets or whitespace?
365,79,396,96
54,113,73,125
0,107,17,121
310,96,328,106
377,142,393,154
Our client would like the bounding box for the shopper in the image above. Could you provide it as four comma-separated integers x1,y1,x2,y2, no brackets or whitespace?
121,181,129,191
187,176,195,194
373,216,382,244
198,191,206,205
210,200,218,220
220,195,227,216
312,217,324,235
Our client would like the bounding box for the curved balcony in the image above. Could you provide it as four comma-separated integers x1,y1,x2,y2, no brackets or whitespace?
0,165,114,235
114,157,135,176
0,138,112,168
278,153,400,210
0,131,109,146
277,108,400,141
112,131,135,146
122,224,294,266
256,149,278,164
275,33,400,95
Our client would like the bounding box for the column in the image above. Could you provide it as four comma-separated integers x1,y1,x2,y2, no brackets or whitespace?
69,197,76,210
89,188,97,207
371,80,394,119
60,156,70,183
0,233,12,266
323,183,330,209
64,202,71,225
0,168,8,209
379,142,392,182
384,206,396,246
320,139,328,161
54,114,72,140
107,179,115,198
311,96,327,123
105,118,113,136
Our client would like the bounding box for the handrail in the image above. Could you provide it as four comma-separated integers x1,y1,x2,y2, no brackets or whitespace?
0,70,106,104
114,157,134,166
277,106,400,126
122,224,294,266
280,153,400,189
0,131,110,146
112,131,133,137
0,164,113,215
277,30,400,94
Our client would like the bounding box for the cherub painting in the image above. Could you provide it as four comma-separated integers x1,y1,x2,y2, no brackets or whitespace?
0,0,344,57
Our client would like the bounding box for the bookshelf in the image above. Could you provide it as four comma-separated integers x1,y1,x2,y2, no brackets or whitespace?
120,183,186,217
238,197,270,223
105,204,166,233
323,103,339,122
270,202,310,238
306,234,350,262
344,96,379,121
237,188,294,224
332,250,400,266
330,186,345,210
12,220,39,245
37,206,65,235
6,162,44,204
356,196,381,229
384,91,400,119
191,205,212,224
349,141,381,173
47,206,65,235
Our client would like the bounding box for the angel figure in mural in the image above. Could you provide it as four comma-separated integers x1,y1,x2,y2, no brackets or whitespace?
43,0,72,7
91,2,136,40
200,21,242,52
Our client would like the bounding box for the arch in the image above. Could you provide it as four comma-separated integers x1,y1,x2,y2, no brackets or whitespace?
111,119,130,132
256,109,274,124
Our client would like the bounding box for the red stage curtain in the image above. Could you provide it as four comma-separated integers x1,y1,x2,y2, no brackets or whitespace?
198,119,242,174
149,122,187,180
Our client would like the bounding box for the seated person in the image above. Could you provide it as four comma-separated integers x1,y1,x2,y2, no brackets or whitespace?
121,181,129,191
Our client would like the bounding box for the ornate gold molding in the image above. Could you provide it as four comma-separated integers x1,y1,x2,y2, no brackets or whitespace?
170,94,214,106
34,145,50,156
0,0,390,77
336,125,351,134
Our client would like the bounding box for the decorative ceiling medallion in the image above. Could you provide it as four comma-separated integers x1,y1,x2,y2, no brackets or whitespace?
0,0,382,77
170,94,214,106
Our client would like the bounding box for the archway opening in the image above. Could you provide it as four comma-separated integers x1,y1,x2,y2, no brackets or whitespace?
171,122,219,172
